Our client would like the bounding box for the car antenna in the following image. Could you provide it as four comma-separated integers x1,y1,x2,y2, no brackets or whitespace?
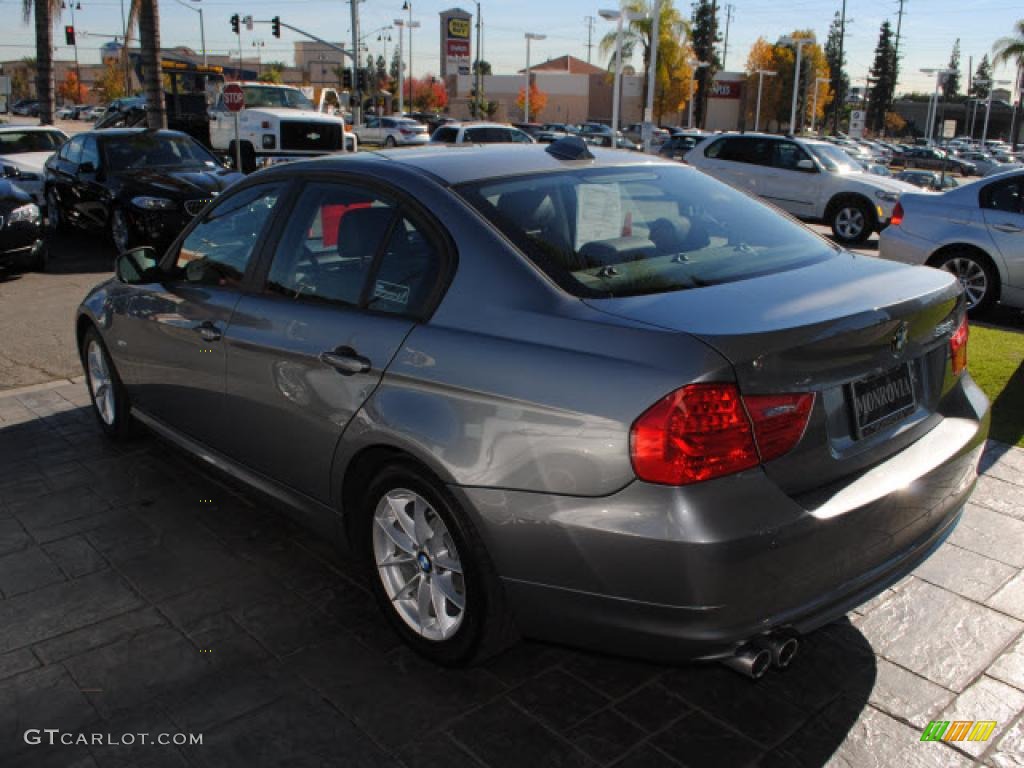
546,136,594,161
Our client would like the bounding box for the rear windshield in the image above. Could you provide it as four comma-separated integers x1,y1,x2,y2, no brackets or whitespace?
0,130,66,155
456,165,837,298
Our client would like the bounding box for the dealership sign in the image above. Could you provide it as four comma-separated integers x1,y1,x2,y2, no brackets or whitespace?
709,80,743,99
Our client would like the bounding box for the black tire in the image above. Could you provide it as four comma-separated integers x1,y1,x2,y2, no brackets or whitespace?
932,248,999,316
27,242,47,272
45,187,66,234
360,460,516,666
109,206,133,253
384,135,397,148
830,197,874,245
80,326,134,439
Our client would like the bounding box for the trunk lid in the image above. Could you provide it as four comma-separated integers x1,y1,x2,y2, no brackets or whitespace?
584,253,963,495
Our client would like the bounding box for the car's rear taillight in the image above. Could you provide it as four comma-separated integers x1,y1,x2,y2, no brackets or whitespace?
890,201,904,226
630,384,814,485
950,314,969,375
743,393,815,462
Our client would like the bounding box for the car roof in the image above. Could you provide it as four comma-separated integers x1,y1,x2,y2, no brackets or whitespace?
85,128,190,140
283,143,673,186
0,126,65,134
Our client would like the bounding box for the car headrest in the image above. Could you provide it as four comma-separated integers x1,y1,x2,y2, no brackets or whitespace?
336,206,395,261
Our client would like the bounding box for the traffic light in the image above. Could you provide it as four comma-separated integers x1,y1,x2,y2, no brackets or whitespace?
64,25,75,46
271,17,281,39
341,70,353,90
230,14,240,35
357,69,367,91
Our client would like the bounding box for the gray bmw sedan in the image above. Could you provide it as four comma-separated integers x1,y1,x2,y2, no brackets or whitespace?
77,139,989,678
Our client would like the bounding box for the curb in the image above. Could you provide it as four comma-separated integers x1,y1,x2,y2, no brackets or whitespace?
0,376,85,399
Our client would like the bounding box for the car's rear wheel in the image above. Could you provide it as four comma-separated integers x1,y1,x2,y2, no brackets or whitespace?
362,460,514,665
934,249,998,315
81,326,133,438
384,135,397,147
831,198,873,245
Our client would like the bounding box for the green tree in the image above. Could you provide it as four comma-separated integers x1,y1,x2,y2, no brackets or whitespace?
690,0,720,127
389,48,402,84
598,0,689,122
943,38,961,98
824,11,848,132
866,20,897,133
992,19,1024,149
472,60,492,76
971,54,992,98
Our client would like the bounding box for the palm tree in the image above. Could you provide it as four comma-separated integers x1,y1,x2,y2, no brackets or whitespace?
992,19,1024,149
598,0,688,121
22,0,61,125
132,0,166,129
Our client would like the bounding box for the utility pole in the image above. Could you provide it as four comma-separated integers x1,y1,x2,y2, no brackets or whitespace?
722,4,734,70
893,0,905,88
350,0,361,125
833,0,846,134
474,2,483,116
584,15,595,64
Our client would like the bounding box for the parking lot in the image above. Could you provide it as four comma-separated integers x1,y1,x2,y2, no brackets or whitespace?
0,225,1022,767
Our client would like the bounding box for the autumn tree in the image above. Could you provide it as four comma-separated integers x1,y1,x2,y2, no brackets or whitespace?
745,32,830,133
58,69,86,103
95,59,127,100
516,81,547,120
411,76,448,111
744,38,784,130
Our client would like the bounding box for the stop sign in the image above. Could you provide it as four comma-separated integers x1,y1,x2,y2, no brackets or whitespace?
223,83,245,112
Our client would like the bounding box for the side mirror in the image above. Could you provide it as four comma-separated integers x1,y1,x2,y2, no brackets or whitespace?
796,158,816,172
115,246,158,284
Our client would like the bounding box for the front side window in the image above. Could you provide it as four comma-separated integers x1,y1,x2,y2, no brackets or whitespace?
240,86,314,110
172,184,282,286
774,141,813,171
63,136,84,165
457,166,837,298
806,143,861,173
80,136,100,170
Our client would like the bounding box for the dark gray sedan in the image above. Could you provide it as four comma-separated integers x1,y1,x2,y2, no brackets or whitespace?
76,139,989,678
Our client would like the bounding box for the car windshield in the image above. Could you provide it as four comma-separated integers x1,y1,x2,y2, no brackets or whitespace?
808,144,862,173
0,130,66,155
104,133,219,171
240,86,314,110
457,165,837,298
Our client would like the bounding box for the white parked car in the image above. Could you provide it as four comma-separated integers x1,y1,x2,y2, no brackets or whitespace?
0,126,68,205
429,122,534,145
87,105,107,121
208,83,355,173
688,133,920,244
879,169,1024,314
355,115,429,146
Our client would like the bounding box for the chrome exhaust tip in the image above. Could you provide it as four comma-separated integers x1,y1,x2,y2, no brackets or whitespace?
720,644,772,679
753,632,800,669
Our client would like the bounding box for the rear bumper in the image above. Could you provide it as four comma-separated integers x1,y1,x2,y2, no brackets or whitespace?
453,373,989,661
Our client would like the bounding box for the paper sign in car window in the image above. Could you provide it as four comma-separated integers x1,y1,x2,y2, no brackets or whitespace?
374,280,410,305
576,183,623,249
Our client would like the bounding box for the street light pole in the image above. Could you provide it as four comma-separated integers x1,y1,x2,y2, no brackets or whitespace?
401,2,419,112
920,68,955,144
780,35,815,135
170,0,207,67
524,32,545,122
754,69,776,131
643,0,661,152
393,18,406,113
599,9,645,140
810,76,829,134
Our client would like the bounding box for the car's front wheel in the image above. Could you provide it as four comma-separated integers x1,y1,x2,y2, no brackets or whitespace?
45,188,65,234
81,326,133,438
110,207,132,253
934,249,998,315
384,135,397,147
830,198,873,245
362,461,514,665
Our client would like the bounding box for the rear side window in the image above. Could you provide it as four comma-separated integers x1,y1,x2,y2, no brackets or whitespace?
266,182,443,316
981,178,1023,214
457,166,836,298
705,137,772,165
432,126,458,143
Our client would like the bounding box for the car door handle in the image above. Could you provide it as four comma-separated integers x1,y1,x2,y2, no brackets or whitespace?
319,347,371,375
194,321,222,342
992,223,1023,233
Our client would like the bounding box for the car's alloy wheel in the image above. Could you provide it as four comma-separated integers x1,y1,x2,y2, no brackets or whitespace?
372,488,466,641
833,205,866,242
385,135,397,147
86,339,116,426
938,253,995,313
110,208,130,253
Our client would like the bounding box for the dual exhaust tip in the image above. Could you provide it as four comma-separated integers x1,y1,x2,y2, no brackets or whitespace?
720,632,799,679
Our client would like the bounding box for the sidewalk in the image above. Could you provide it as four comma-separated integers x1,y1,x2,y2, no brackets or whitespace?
0,380,1022,768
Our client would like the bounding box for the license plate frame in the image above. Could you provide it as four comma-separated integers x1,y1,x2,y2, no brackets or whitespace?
850,363,916,439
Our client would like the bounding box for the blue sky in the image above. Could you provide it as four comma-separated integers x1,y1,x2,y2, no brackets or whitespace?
1,0,1021,96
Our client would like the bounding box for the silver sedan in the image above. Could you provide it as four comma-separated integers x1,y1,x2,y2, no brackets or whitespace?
879,169,1024,313
76,140,988,678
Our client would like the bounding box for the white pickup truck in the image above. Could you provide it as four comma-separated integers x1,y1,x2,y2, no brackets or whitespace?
208,83,356,173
